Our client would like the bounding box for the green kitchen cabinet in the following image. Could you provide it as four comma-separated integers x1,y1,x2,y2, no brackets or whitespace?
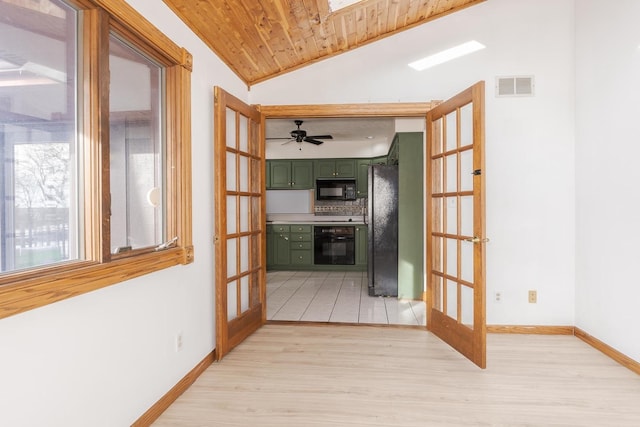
356,159,371,198
289,224,312,266
265,161,271,189
395,132,424,300
387,137,400,165
266,225,274,268
314,159,355,179
355,225,368,266
371,156,387,165
271,225,291,266
268,160,314,189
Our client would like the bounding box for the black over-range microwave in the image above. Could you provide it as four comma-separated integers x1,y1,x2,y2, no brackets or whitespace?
316,179,357,201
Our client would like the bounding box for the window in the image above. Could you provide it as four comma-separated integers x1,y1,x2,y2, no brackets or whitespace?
0,0,80,273
109,33,165,254
0,0,193,319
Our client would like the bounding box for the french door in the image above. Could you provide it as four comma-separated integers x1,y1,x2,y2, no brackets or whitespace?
213,87,266,360
426,81,487,368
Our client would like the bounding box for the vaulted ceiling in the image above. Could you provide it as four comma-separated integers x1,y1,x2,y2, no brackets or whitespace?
162,0,486,86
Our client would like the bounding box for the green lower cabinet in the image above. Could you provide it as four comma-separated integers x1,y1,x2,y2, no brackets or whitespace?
290,249,312,266
355,225,367,266
266,226,274,268
267,223,367,271
270,225,291,266
273,233,290,265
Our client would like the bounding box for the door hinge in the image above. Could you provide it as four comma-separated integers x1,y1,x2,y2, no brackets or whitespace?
472,169,482,176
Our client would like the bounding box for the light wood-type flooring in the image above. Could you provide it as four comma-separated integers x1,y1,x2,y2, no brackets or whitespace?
153,324,640,426
267,270,426,326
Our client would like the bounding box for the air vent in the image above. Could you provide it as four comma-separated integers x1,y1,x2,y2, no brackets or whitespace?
496,76,534,97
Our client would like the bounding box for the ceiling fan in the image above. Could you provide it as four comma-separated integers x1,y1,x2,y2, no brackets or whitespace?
267,120,333,145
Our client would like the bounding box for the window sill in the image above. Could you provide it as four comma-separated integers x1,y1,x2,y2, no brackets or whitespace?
0,245,194,320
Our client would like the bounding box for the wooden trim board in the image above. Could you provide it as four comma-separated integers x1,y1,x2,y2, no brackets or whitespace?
487,325,575,335
575,328,640,376
132,350,215,427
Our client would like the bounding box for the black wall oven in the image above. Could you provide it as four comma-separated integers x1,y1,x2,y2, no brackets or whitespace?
314,226,355,265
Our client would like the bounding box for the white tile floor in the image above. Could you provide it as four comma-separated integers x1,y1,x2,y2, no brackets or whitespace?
267,270,426,326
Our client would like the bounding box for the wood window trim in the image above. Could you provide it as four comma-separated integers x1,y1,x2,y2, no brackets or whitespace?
0,0,193,320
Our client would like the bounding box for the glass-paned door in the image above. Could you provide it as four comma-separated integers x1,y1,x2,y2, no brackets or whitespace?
214,87,265,360
426,82,487,368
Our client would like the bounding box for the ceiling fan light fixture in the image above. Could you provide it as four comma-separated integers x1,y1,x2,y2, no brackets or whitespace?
408,40,486,71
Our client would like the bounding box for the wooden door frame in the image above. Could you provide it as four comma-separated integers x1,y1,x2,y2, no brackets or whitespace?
259,103,437,119
259,101,438,309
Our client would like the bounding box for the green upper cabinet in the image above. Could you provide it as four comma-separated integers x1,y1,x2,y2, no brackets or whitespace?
291,160,314,188
371,156,387,165
265,160,271,189
268,160,314,189
314,159,355,179
387,136,400,165
269,160,290,188
356,159,371,198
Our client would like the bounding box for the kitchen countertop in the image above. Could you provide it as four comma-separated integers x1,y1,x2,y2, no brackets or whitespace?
267,213,366,225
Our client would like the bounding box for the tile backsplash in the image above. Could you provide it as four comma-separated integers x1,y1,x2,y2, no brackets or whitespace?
314,198,366,216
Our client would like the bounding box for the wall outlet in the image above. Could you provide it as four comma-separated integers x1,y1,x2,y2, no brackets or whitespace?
495,292,501,302
528,290,537,304
175,332,183,352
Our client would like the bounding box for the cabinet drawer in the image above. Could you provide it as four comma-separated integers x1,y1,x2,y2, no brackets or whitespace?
272,225,290,233
291,241,312,250
290,232,311,242
290,225,311,233
290,250,312,265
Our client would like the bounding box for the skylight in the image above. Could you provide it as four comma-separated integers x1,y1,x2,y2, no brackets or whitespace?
328,0,364,12
408,40,486,71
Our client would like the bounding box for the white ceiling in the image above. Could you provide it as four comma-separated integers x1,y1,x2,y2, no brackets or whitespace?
264,116,425,159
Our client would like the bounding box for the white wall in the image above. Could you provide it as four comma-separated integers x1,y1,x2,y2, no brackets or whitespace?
1,2,636,426
575,1,640,362
252,0,577,326
0,1,248,425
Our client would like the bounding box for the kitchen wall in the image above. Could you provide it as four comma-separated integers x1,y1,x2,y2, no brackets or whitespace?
251,0,577,327
574,0,640,363
0,1,248,425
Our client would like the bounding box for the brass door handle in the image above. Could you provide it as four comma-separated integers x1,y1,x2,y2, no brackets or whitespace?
464,236,490,244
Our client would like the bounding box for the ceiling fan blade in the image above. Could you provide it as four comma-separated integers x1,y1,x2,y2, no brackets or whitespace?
304,137,324,145
306,135,333,139
281,139,295,145
266,137,291,140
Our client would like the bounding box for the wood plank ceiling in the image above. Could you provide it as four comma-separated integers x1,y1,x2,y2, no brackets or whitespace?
162,0,486,86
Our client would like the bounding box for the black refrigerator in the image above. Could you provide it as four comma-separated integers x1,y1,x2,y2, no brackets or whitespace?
367,164,399,297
